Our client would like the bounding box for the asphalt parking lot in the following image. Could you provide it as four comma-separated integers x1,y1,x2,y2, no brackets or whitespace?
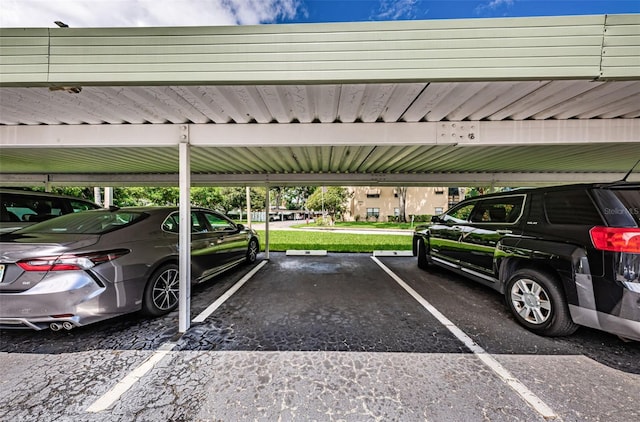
1,252,638,421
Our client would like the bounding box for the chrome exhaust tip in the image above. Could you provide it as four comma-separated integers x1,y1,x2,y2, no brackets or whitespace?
50,322,62,331
62,321,74,331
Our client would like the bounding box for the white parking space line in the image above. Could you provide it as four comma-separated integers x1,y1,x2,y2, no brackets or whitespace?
371,256,559,420
86,261,267,413
86,341,177,413
193,259,268,323
372,250,413,257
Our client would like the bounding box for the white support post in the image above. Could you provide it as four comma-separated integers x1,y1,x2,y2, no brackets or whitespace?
178,130,191,333
93,187,102,207
265,186,270,260
104,187,113,208
246,186,252,229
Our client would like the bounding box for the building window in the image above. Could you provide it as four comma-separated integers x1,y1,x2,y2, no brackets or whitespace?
366,188,381,198
434,207,444,215
394,208,400,216
366,208,380,217
435,187,445,195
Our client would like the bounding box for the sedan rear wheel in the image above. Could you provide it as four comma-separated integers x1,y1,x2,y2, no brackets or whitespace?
142,264,180,316
246,238,259,264
505,269,578,337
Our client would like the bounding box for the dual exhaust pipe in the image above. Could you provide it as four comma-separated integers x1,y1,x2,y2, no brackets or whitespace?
50,321,74,331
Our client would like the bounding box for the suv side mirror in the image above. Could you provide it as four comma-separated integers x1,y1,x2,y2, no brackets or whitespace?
431,215,442,223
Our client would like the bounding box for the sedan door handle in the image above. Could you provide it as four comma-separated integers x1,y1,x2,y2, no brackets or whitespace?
496,229,512,235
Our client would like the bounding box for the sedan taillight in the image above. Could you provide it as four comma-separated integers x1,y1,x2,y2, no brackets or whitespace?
590,227,640,253
17,249,129,272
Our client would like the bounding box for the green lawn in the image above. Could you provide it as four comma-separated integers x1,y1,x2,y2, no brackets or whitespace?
256,230,412,253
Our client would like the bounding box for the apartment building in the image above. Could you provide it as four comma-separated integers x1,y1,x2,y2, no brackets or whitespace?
345,186,463,222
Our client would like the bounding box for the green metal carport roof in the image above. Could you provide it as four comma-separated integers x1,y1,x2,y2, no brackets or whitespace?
1,13,639,187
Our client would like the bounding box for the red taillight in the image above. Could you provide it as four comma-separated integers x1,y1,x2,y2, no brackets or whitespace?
17,249,129,272
590,227,640,253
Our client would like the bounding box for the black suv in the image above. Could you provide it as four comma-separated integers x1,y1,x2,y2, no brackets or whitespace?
413,182,640,341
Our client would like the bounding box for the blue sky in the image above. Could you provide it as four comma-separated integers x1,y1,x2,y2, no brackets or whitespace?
291,1,640,23
1,0,638,28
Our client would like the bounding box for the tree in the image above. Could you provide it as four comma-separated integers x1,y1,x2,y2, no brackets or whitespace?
112,187,179,206
282,186,315,210
305,186,351,223
191,187,223,210
396,186,408,223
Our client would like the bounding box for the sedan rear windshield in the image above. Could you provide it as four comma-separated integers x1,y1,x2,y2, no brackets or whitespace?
16,210,147,234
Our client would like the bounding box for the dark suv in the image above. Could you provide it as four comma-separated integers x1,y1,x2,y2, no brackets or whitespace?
1,189,100,233
413,182,640,341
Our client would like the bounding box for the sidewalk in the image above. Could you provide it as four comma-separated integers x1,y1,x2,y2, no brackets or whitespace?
247,221,414,236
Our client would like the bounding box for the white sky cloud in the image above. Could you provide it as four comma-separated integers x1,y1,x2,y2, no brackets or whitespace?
0,0,301,28
374,0,419,21
475,0,516,16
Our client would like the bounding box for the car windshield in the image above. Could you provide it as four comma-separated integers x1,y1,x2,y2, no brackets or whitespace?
16,210,147,234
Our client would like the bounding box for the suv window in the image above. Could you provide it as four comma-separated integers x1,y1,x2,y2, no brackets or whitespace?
0,190,100,229
592,187,640,226
471,195,525,224
609,188,640,225
544,190,602,225
442,202,475,223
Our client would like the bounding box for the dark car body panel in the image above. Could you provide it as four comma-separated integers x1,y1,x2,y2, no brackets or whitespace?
414,183,640,341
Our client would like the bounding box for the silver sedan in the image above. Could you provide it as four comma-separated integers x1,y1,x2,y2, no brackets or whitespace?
0,206,259,331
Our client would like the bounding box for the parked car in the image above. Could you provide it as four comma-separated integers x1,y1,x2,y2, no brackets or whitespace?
413,182,640,341
0,206,259,330
0,188,100,233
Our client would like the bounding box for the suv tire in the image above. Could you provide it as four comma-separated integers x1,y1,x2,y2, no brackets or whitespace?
505,268,578,337
417,238,429,270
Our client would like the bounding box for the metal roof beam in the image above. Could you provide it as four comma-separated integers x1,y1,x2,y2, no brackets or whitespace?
1,171,636,187
2,119,637,149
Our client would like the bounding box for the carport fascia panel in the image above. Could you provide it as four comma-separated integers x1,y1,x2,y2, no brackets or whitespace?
4,14,638,86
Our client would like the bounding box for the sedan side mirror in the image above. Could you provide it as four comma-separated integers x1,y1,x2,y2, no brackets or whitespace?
431,215,442,223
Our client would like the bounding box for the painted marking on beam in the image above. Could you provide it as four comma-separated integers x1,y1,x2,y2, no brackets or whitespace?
286,250,328,256
86,341,177,413
371,256,559,420
372,250,413,257
192,259,268,323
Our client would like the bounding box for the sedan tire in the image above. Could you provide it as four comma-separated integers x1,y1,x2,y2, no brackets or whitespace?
142,263,180,316
505,268,578,337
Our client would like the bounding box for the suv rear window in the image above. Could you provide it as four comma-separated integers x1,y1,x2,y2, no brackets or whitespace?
610,189,640,225
592,186,640,226
544,190,603,225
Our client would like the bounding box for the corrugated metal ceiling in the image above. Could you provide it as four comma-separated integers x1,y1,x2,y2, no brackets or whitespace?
2,80,639,125
1,80,639,186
